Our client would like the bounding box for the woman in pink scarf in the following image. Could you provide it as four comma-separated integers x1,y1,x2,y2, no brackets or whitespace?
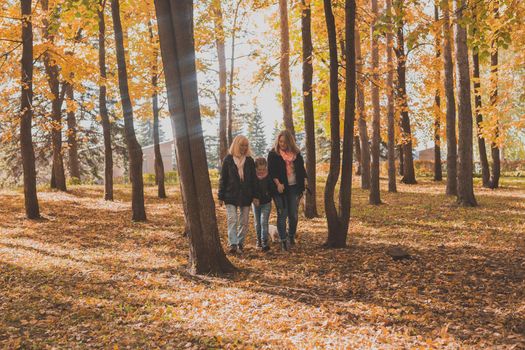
267,130,307,251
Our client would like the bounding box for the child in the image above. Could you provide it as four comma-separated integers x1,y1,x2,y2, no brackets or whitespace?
252,157,273,252
218,135,256,254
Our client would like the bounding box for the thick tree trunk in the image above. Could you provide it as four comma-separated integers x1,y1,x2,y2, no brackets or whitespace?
20,0,40,219
433,3,442,181
454,0,477,206
41,0,67,191
369,0,381,205
394,0,416,184
355,28,371,190
155,0,234,274
472,51,490,187
98,0,114,201
386,0,397,192
301,0,318,218
66,84,81,180
279,0,295,135
111,0,147,220
212,0,228,163
489,1,500,189
323,0,355,248
442,0,457,195
149,21,167,199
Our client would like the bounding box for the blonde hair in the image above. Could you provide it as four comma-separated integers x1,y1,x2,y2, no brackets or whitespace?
229,135,252,157
273,130,300,154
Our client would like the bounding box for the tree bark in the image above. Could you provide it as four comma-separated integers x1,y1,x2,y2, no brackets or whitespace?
355,28,371,190
149,21,166,199
369,0,381,205
472,51,490,187
66,84,81,180
20,0,40,219
489,1,500,189
433,3,443,181
301,0,318,218
386,0,397,192
111,0,147,220
212,0,228,164
154,0,234,274
354,135,362,175
279,0,295,135
398,144,404,176
394,0,416,184
323,0,355,248
41,0,67,191
98,0,114,200
442,0,457,195
227,0,242,146
454,0,477,206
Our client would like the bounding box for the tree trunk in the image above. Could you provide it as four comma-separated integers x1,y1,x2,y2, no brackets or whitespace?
301,0,318,218
98,0,114,201
111,0,147,220
472,52,490,187
489,1,500,189
279,0,295,135
433,3,443,181
149,21,167,199
394,0,416,184
386,0,397,192
227,1,241,146
20,0,40,219
454,0,477,206
398,144,404,176
442,0,457,195
354,135,362,175
355,28,371,190
66,84,81,180
212,0,228,164
369,0,381,205
154,0,234,274
323,0,355,248
41,0,67,191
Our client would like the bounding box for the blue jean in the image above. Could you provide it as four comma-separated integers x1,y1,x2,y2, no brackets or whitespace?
226,205,250,246
252,202,271,247
273,185,300,242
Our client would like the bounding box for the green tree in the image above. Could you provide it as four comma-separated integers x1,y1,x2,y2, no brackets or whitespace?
247,107,268,157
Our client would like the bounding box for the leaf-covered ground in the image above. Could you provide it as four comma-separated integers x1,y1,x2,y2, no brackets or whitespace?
1,178,524,349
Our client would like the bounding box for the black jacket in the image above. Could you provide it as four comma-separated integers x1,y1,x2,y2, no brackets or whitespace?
218,155,256,207
253,175,273,205
267,149,307,195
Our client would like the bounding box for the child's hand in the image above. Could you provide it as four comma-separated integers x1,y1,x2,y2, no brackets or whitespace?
253,199,260,207
277,183,285,193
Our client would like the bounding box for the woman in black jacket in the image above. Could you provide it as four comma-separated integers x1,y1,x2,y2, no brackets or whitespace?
268,130,307,251
218,135,257,254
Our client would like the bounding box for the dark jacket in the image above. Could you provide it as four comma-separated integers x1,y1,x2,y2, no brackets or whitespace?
253,175,273,205
267,149,307,195
218,155,256,207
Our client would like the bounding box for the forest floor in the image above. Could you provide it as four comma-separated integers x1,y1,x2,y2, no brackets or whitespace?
0,177,524,349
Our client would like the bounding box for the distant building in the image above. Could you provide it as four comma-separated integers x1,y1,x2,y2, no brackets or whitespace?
141,140,177,174
417,147,436,161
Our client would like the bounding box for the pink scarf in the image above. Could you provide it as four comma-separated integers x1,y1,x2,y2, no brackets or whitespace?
279,150,296,177
233,156,246,181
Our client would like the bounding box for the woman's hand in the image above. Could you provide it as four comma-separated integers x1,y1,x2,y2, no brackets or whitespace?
277,183,285,193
